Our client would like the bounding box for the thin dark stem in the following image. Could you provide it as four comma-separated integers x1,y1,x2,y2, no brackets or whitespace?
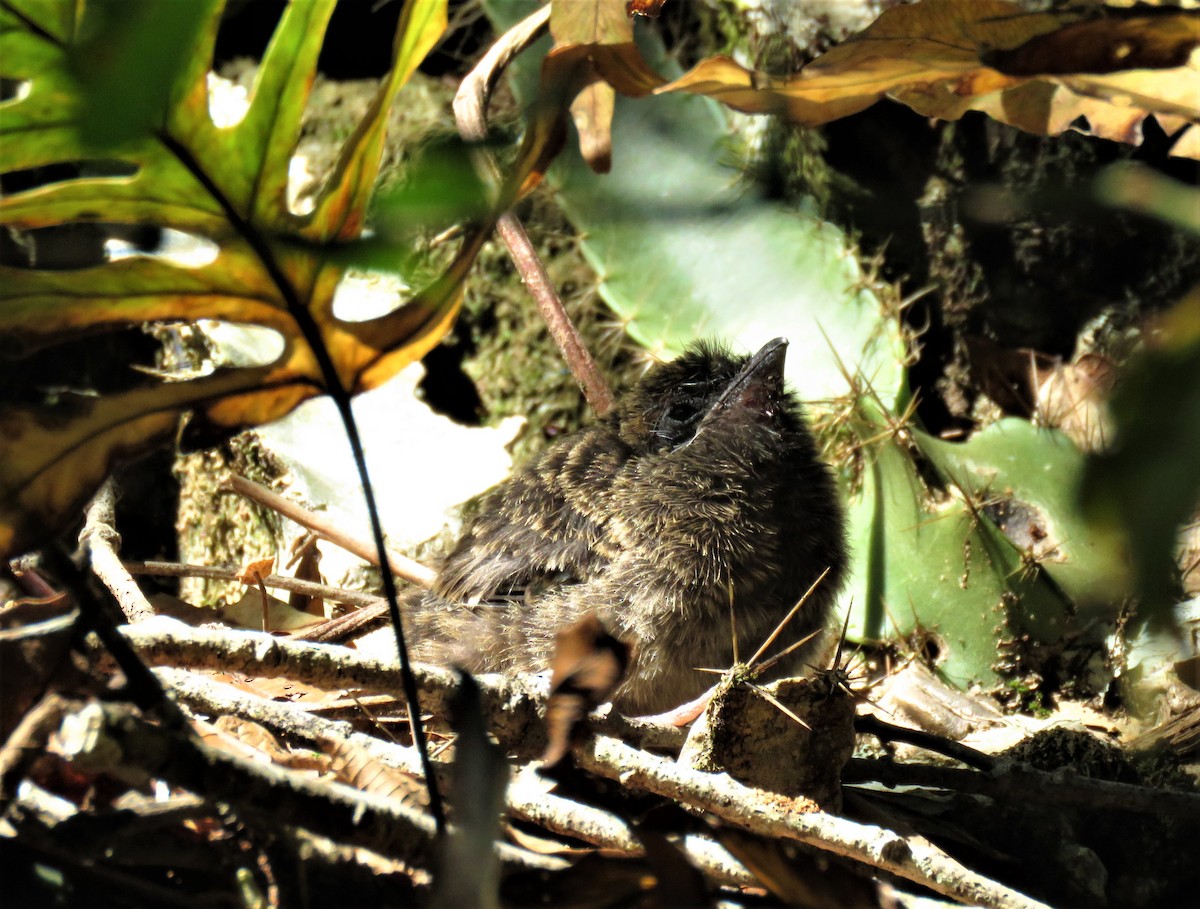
854,713,996,772
452,6,615,416
495,212,615,414
44,545,183,723
124,559,384,609
157,131,445,833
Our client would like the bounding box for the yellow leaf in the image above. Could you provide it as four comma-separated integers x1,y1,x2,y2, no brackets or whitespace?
637,0,1200,156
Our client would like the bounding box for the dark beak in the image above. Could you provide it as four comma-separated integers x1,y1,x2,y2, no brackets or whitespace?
697,337,788,433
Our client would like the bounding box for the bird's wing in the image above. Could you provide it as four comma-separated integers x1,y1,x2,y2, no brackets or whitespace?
433,427,622,604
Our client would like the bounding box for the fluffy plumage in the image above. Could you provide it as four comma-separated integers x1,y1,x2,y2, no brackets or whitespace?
411,338,848,713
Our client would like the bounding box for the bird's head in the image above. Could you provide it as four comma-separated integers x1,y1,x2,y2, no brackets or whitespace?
616,338,804,458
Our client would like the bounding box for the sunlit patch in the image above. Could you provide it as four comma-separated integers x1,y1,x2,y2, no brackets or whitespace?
105,228,219,268
207,72,249,128
198,321,286,369
331,269,412,322
0,77,30,104
288,154,318,216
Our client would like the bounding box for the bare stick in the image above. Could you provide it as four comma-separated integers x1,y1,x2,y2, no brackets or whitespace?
120,620,686,753
453,5,615,416
157,666,751,888
226,474,436,588
123,560,383,610
577,735,1051,909
80,480,155,623
854,713,996,772
53,697,559,874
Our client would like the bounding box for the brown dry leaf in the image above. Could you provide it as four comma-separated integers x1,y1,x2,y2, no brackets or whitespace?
206,719,328,777
629,0,1200,157
966,334,1116,451
510,35,659,198
548,0,635,173
505,822,596,857
541,612,631,770
965,335,1046,416
1035,352,1116,452
984,11,1199,75
217,587,322,633
286,534,325,617
509,46,598,200
194,716,278,765
570,81,617,173
322,734,429,808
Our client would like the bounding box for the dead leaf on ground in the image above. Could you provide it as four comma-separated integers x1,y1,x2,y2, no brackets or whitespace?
286,534,325,617
323,734,429,808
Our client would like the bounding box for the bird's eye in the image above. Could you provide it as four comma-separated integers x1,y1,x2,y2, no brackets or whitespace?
655,398,704,448
666,401,699,423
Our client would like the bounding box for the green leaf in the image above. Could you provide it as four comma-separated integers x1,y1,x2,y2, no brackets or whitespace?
0,0,461,557
489,0,906,405
921,419,1131,613
843,425,1048,687
845,412,1130,687
68,0,215,149
1082,290,1200,623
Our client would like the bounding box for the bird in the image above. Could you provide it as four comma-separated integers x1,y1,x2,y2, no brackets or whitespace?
409,338,848,714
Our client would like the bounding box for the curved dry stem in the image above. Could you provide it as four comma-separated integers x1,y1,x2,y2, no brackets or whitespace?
453,4,616,416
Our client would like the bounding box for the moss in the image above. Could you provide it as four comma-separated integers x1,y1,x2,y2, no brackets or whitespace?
452,192,644,463
174,434,283,607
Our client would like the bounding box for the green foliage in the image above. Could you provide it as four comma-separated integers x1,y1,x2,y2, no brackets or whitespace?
0,0,463,556
1082,168,1200,625
493,0,906,406
855,417,1128,686
70,1,212,147
486,0,1138,690
1083,291,1200,623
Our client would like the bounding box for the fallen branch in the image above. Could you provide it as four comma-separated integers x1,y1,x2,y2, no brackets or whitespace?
844,756,1200,821
52,697,563,875
118,618,684,753
81,480,155,623
156,666,753,888
576,735,1051,909
126,626,1042,905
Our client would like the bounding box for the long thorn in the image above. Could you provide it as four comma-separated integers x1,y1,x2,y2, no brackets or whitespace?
753,628,821,677
747,567,830,668
748,683,811,730
727,578,739,665
831,602,854,671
